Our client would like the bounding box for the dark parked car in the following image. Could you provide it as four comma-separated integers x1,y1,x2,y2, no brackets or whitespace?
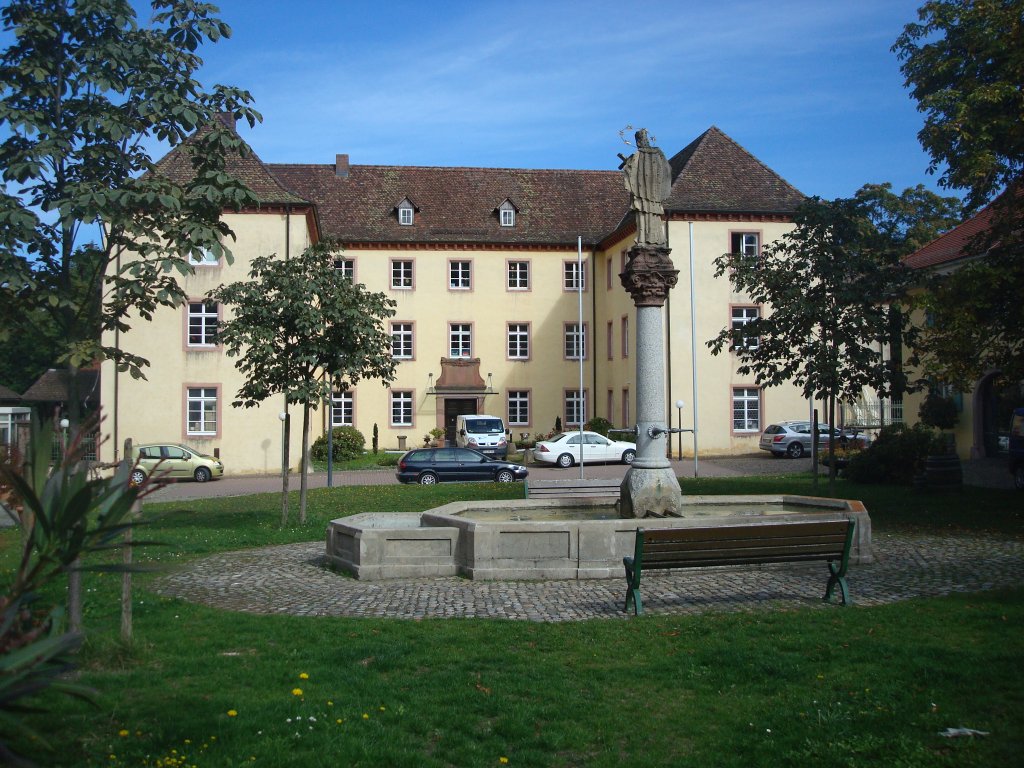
1010,407,1024,491
396,447,529,485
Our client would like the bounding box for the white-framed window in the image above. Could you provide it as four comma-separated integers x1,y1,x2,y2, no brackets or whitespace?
565,389,587,427
731,306,760,350
331,391,354,427
564,322,586,360
187,301,218,347
731,232,760,256
334,258,355,280
391,322,413,359
190,248,220,266
398,200,415,226
449,323,472,358
186,387,218,436
622,387,630,428
507,260,529,290
621,316,629,358
391,260,413,289
499,200,516,227
563,260,586,291
507,323,529,360
606,321,614,360
390,391,413,427
732,387,760,432
508,390,530,426
449,260,472,290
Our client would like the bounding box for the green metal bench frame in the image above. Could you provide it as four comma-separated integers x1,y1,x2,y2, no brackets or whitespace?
623,518,856,615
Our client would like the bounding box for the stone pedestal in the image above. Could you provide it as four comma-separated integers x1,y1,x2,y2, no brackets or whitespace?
619,244,683,518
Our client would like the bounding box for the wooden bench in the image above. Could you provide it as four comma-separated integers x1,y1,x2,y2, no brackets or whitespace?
623,518,855,615
525,478,622,500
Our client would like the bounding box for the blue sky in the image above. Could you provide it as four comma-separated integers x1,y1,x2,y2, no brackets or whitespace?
188,0,942,202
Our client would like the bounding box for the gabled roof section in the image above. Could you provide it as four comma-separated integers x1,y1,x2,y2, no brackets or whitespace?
21,369,100,404
152,120,308,207
0,384,22,402
904,201,996,270
665,126,805,215
267,164,627,248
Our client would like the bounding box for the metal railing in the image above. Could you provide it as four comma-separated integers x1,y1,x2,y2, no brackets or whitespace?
840,399,904,429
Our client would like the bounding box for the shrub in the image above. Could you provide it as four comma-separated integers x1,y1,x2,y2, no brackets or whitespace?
311,426,365,462
376,453,400,467
585,417,613,437
918,392,959,430
844,423,936,485
372,423,379,454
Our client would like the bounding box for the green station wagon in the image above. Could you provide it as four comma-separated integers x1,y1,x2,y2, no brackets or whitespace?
128,443,224,486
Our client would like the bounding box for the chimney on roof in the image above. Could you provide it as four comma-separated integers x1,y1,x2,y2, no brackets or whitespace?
336,154,349,179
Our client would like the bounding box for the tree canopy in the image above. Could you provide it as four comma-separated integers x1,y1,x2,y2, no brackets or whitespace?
0,0,260,412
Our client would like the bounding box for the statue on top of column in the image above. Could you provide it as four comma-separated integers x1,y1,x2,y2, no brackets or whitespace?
620,128,672,248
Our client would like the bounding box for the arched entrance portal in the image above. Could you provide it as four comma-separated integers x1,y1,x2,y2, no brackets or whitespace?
973,372,1024,458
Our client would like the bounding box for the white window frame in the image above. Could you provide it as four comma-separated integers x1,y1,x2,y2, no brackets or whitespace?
507,323,529,360
507,260,529,290
186,387,218,436
187,301,218,347
190,248,220,267
564,322,587,360
449,260,472,290
331,391,354,427
508,390,530,426
731,232,760,256
731,306,760,351
391,322,413,359
449,323,472,358
732,387,761,433
398,203,414,226
390,391,413,427
391,260,413,290
565,389,587,427
334,258,355,280
499,201,515,227
563,260,586,291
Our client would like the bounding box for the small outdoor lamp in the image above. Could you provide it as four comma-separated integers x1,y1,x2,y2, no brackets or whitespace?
675,400,685,460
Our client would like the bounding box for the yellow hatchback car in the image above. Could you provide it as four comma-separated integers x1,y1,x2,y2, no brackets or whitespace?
129,443,224,486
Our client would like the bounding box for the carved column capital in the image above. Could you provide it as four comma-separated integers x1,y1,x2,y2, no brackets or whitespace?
619,245,678,307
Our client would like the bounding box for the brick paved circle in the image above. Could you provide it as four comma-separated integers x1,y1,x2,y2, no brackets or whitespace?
151,531,1024,622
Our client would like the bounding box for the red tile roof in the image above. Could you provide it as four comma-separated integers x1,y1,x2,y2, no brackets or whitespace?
903,203,996,270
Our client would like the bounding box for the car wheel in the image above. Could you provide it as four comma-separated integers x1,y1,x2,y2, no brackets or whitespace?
495,469,515,483
129,468,146,487
786,442,805,459
556,453,574,468
418,472,438,485
1015,465,1024,491
621,449,636,464
194,467,212,483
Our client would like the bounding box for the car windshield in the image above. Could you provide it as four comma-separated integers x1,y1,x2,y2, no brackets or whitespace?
465,419,503,433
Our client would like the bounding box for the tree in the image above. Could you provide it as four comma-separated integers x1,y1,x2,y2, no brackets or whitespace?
707,191,949,485
894,0,1024,385
0,0,260,425
209,240,397,525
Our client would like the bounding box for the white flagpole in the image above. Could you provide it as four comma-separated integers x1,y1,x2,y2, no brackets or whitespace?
578,236,585,480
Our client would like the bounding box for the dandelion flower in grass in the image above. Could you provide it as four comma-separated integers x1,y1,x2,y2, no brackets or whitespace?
500,758,509,764
292,688,303,697
118,729,129,737
227,710,238,717
362,713,369,720
299,672,309,680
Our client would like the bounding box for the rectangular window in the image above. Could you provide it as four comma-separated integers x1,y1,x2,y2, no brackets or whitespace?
621,315,629,358
186,387,218,436
390,391,413,427
508,390,530,426
507,260,530,290
606,321,614,360
399,206,414,226
732,387,760,432
391,322,413,359
565,389,587,427
507,323,529,360
500,207,515,227
563,260,586,291
331,391,354,427
606,389,614,422
449,323,472,358
187,301,218,346
606,256,613,290
622,387,630,428
449,260,472,290
564,322,587,360
391,260,413,289
731,232,760,256
731,306,760,350
334,258,355,280
190,248,219,266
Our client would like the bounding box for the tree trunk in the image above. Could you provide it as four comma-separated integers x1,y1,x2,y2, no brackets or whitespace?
827,395,837,492
280,408,290,526
299,403,310,524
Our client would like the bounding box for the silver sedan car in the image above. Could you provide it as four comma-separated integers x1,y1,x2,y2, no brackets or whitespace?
759,421,833,459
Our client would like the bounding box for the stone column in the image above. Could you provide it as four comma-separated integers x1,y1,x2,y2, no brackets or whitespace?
619,244,683,518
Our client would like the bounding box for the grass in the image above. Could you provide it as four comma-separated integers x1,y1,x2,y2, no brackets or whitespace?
3,476,1022,767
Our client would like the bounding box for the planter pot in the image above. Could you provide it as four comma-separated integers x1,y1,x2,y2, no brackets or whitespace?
924,454,962,490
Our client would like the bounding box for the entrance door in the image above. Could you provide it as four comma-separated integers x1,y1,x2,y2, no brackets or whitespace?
444,398,477,445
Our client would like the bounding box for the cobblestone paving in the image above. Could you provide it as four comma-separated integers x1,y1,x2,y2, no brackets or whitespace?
152,531,1024,622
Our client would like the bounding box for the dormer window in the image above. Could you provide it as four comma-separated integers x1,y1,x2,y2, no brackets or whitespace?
497,199,517,227
396,198,417,226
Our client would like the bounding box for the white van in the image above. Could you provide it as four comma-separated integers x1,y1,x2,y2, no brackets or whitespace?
455,414,508,459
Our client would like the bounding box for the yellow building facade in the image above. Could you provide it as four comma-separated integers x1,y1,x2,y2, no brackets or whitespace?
101,124,833,473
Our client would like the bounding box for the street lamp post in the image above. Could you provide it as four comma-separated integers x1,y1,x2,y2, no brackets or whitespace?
59,417,70,459
675,400,684,460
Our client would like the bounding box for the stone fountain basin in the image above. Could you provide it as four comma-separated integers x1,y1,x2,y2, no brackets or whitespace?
325,495,872,581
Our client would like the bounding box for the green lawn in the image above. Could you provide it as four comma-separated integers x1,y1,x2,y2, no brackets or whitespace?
3,476,1022,767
